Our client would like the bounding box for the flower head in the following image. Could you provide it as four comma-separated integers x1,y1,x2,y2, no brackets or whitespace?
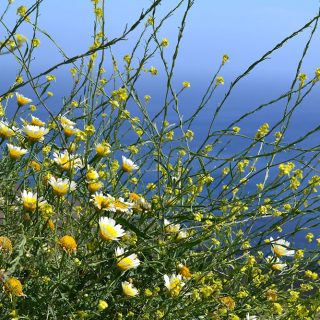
96,142,111,156
163,273,184,296
269,237,295,257
48,176,76,196
7,144,28,159
21,190,46,212
31,115,45,127
4,277,24,297
90,192,115,211
16,92,32,106
0,121,16,139
122,156,139,173
164,219,181,234
115,247,140,271
99,217,125,241
0,236,13,253
23,125,49,142
58,235,77,254
53,150,83,172
122,281,138,297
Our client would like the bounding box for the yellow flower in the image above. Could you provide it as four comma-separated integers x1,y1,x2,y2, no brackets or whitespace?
32,38,40,47
58,235,77,254
182,81,191,88
122,156,139,173
87,181,104,193
0,236,13,253
48,176,77,196
160,38,169,47
97,299,108,311
122,281,138,297
4,277,24,297
177,264,192,278
21,190,46,212
86,168,99,181
115,247,140,271
23,125,49,142
16,92,32,107
96,142,111,156
99,217,125,241
220,296,235,311
30,160,41,171
7,144,28,159
216,76,224,85
0,121,16,139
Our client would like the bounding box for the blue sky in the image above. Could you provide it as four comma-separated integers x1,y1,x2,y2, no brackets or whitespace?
1,1,319,80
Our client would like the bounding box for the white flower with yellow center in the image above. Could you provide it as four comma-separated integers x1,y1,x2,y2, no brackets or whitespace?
163,273,185,294
16,92,32,107
0,121,16,139
7,144,28,159
53,150,83,172
266,256,287,271
177,229,188,240
95,142,111,156
23,125,49,142
121,156,139,172
246,314,258,320
48,176,76,196
115,247,140,271
31,115,45,127
59,116,76,127
269,237,295,257
122,281,138,297
99,217,125,241
113,197,133,213
164,219,181,234
90,192,115,211
21,190,46,212
62,124,78,137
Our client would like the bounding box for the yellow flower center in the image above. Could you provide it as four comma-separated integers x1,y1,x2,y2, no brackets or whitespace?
117,257,135,271
4,278,24,296
273,245,286,257
52,184,68,196
100,225,118,240
114,200,129,210
23,197,37,212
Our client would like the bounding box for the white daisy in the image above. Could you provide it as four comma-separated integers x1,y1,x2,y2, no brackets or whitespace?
99,217,125,241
